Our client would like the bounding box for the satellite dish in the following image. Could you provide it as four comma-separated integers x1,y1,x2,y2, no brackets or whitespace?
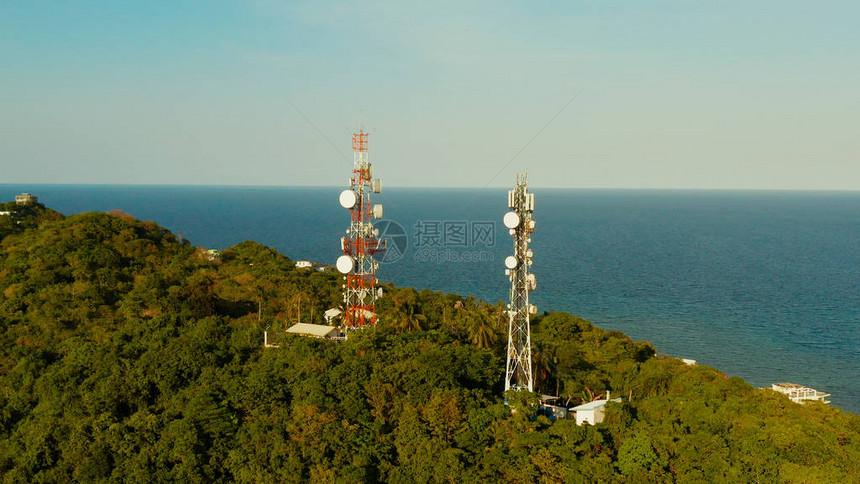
527,273,536,291
528,304,538,315
503,211,521,229
504,256,518,269
336,255,355,274
372,204,383,219
528,219,536,230
339,190,358,209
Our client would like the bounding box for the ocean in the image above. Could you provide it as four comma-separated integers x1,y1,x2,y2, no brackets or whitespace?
2,184,858,413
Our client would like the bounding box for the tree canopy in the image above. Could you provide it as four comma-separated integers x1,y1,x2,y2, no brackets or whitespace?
0,207,857,482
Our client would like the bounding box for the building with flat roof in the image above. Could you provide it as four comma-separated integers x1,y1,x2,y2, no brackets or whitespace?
15,193,38,205
285,322,343,340
771,383,830,404
570,396,622,426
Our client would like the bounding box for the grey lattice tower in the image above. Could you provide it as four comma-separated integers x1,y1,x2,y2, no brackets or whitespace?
503,174,537,392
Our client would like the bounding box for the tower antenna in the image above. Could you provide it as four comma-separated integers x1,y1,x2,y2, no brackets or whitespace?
336,126,384,329
503,174,537,392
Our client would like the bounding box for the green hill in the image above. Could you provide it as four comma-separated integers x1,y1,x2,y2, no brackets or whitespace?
0,208,857,483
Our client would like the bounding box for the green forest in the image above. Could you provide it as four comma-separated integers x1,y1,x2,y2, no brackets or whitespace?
0,202,858,483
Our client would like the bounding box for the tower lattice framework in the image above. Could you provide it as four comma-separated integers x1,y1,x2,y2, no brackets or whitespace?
504,174,536,392
337,129,383,328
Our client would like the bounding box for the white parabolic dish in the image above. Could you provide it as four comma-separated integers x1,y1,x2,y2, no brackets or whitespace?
503,211,521,229
339,190,358,209
504,255,518,269
336,255,355,274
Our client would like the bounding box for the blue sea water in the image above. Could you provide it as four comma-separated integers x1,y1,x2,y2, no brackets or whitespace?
2,184,858,414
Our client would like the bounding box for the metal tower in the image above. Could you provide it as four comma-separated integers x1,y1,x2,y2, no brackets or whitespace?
336,128,384,328
504,174,537,392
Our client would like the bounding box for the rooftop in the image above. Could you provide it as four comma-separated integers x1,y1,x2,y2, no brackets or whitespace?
286,322,340,338
771,383,830,404
570,398,622,411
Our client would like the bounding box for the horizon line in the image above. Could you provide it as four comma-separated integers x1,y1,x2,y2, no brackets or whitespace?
1,182,859,194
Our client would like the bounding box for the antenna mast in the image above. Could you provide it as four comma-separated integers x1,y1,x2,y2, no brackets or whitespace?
336,127,384,328
504,174,537,392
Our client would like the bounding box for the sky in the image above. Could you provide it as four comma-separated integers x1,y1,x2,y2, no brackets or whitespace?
1,1,858,189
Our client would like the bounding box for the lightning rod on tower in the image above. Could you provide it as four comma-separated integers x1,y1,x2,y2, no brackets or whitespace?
504,174,537,392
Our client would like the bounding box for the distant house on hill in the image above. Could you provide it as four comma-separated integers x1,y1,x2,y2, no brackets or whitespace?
0,211,11,216
295,260,313,269
771,383,831,405
285,322,343,340
15,193,38,205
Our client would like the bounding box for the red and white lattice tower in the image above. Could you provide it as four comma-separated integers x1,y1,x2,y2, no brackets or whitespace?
336,128,384,329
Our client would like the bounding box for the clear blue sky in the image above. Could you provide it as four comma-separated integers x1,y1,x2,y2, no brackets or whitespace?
1,1,858,189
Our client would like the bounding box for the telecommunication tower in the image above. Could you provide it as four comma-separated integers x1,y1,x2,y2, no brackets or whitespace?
503,174,537,392
336,128,384,328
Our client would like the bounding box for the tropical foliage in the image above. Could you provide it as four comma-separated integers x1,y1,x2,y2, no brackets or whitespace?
0,207,858,482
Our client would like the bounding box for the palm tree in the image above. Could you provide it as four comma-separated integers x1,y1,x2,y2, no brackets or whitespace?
399,303,427,332
533,349,551,393
495,302,508,331
391,289,426,332
467,312,498,349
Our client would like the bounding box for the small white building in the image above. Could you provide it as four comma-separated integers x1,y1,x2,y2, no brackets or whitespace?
285,322,343,340
324,308,342,323
295,260,313,269
0,211,11,216
771,383,831,404
681,358,697,366
570,396,622,426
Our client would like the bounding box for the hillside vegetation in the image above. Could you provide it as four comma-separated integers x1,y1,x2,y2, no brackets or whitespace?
0,205,858,483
